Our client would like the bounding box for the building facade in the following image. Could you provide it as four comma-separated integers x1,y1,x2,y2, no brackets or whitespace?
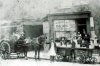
43,11,97,45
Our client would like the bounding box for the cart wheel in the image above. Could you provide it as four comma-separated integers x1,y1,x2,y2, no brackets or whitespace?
0,41,10,59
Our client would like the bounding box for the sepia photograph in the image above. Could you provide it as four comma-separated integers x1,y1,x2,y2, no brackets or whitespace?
0,0,100,66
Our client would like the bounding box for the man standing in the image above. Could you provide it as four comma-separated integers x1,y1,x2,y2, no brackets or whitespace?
37,36,43,59
34,36,42,60
77,36,82,47
70,39,76,60
83,34,90,48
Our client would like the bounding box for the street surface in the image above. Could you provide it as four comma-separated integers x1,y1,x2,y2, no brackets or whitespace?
0,51,100,66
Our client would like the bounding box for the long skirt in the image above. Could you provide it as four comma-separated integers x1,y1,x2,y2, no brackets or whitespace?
48,43,56,56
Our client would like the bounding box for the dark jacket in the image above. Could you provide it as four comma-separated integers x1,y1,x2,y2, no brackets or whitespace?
84,36,90,43
71,41,76,48
77,38,82,44
33,38,41,50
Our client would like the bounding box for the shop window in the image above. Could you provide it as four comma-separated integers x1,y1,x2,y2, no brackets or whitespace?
54,20,76,40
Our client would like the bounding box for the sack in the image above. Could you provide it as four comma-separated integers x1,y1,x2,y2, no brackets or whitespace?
89,45,94,49
76,44,80,48
67,44,71,48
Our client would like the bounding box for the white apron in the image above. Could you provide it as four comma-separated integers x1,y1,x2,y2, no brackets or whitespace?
48,42,56,56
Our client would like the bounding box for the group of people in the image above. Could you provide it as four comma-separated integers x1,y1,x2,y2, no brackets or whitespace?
49,32,91,61
77,32,90,48
13,31,91,61
59,32,90,48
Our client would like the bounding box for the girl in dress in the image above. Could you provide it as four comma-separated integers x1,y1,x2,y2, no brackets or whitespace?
49,39,56,61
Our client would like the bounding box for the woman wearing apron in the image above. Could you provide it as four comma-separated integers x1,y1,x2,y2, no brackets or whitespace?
49,40,56,61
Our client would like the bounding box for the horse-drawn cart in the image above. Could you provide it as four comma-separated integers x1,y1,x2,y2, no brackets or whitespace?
0,36,29,59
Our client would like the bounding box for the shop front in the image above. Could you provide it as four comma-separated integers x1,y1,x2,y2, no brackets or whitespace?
43,11,99,63
48,11,91,41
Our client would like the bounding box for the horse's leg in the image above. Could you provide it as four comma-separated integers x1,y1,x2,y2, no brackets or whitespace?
23,50,27,60
17,52,20,58
22,46,25,58
16,51,18,58
25,48,28,60
3,51,5,58
2,51,5,59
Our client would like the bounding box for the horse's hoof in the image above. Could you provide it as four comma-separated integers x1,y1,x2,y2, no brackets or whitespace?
25,57,28,60
25,58,28,60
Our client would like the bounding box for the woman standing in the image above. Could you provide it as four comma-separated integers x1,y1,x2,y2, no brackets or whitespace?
49,40,56,61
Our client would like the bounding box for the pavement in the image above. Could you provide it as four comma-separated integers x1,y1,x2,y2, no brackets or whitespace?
8,51,50,60
0,51,100,66
0,58,100,66
27,51,50,60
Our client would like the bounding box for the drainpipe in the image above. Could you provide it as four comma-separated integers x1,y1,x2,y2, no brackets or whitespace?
90,16,98,47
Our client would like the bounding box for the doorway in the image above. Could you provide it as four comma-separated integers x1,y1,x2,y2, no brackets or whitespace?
76,19,87,38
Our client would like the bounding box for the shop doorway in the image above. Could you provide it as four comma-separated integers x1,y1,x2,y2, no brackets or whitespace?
77,19,87,38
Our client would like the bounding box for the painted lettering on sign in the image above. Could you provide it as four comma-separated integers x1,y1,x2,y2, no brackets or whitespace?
43,22,49,33
54,20,76,31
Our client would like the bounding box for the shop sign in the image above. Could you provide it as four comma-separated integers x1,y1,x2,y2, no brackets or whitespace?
54,20,76,31
43,22,49,33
